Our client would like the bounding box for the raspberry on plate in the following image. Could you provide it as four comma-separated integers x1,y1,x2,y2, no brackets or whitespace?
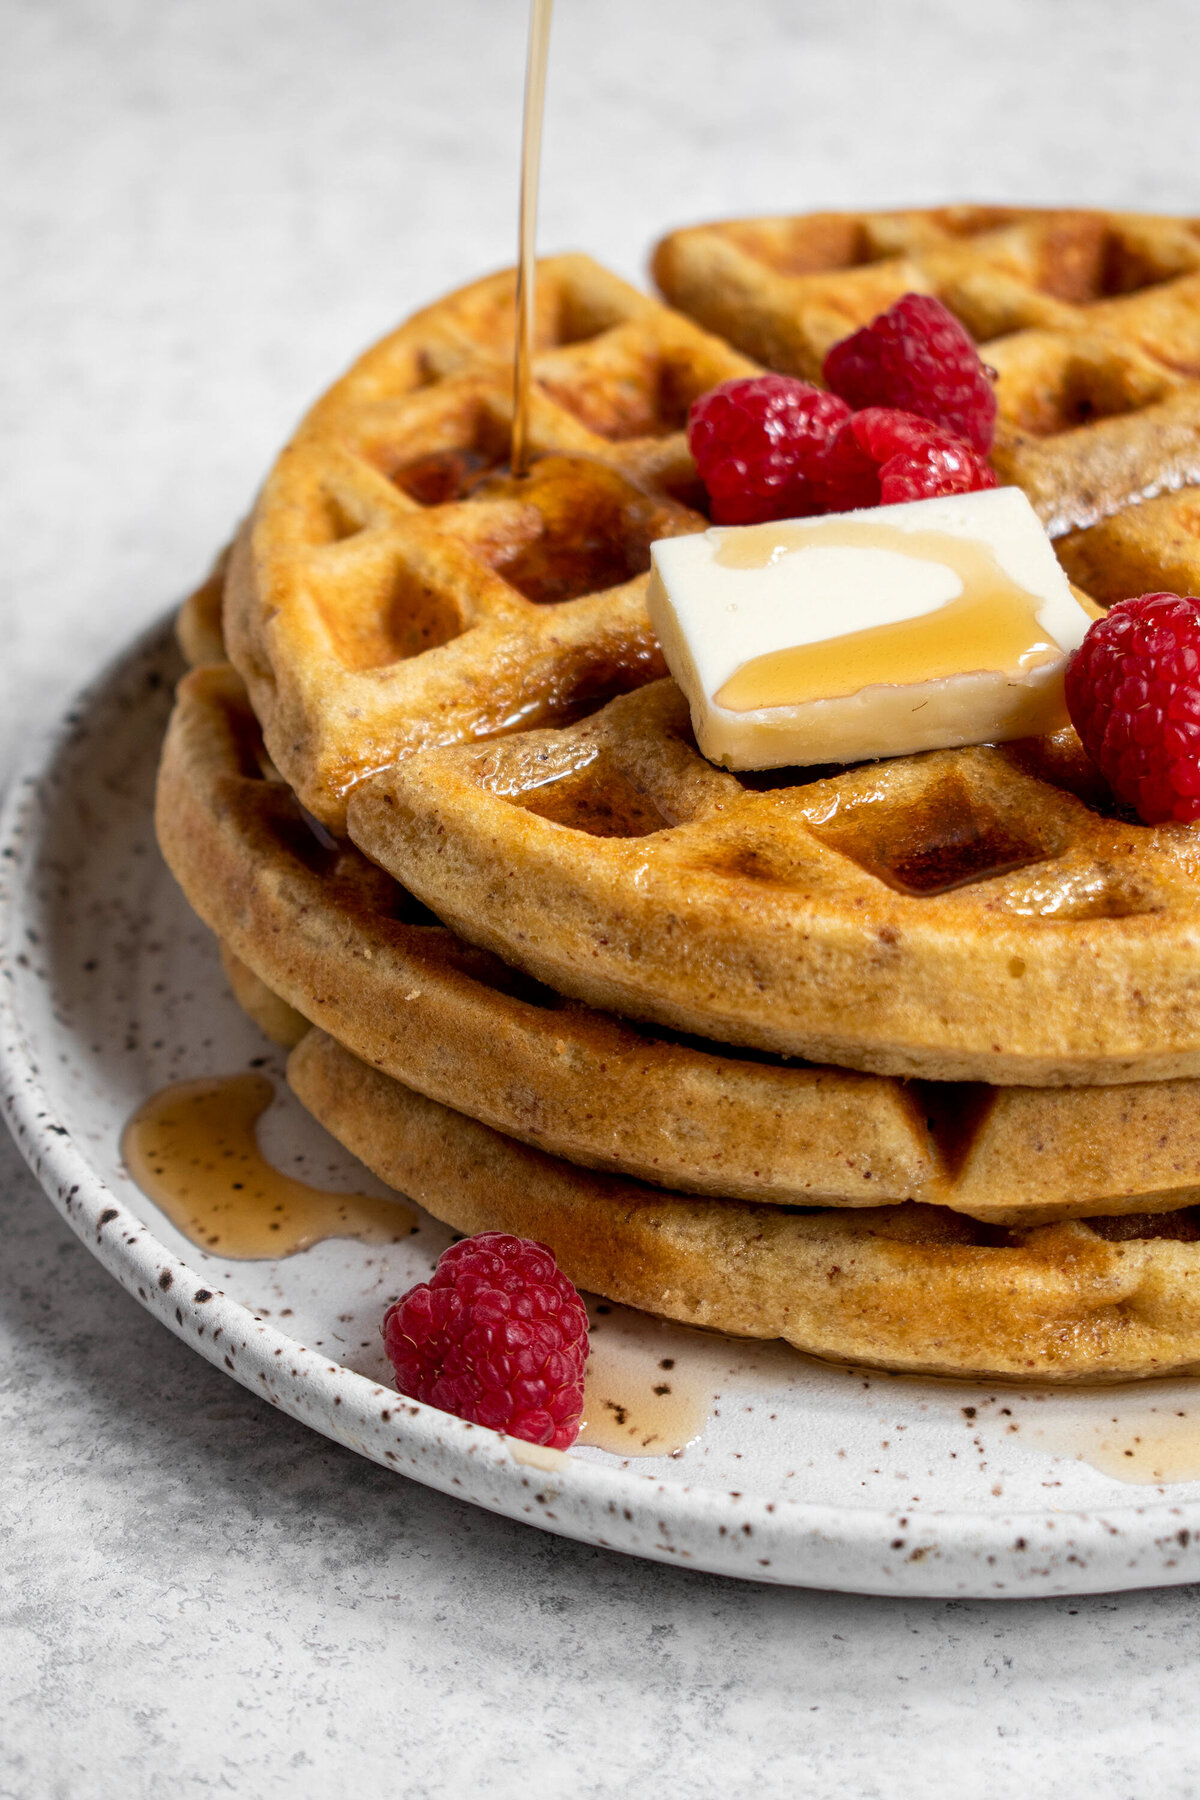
687,373,851,524
382,1232,589,1448
1065,593,1200,825
821,407,997,512
823,293,997,454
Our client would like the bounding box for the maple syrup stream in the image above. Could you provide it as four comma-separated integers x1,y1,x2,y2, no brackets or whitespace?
510,0,554,478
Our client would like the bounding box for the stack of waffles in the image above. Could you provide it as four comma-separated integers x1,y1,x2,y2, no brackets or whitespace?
159,209,1200,1383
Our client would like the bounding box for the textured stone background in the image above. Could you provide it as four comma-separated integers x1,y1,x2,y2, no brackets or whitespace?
4,2,1200,1793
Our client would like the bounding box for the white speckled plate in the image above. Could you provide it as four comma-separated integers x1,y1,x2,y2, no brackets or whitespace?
9,620,1200,1597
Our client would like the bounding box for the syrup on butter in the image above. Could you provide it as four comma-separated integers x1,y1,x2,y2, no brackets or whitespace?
648,487,1093,771
713,518,1057,711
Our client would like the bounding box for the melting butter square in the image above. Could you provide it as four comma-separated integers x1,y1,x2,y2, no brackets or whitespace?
647,488,1093,771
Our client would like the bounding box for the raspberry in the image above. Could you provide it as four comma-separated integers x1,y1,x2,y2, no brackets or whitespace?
823,294,997,454
687,374,851,524
382,1232,589,1448
821,407,998,512
1065,593,1200,825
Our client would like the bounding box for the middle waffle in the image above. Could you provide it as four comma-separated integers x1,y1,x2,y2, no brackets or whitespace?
157,660,1200,1228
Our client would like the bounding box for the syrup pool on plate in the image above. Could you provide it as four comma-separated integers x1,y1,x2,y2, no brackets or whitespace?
576,1302,804,1460
122,1073,417,1259
579,1319,712,1457
1023,1389,1200,1486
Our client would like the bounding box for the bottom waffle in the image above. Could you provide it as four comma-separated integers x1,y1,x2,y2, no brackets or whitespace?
288,1028,1200,1384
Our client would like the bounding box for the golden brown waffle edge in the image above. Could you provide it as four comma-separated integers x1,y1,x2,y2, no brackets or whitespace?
346,677,1200,1086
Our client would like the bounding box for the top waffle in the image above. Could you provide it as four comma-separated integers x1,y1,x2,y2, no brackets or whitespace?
224,255,757,831
346,678,1200,1085
224,219,1200,835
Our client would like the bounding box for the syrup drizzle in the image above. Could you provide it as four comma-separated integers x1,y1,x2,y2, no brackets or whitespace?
713,518,1058,712
122,1073,416,1259
511,0,555,478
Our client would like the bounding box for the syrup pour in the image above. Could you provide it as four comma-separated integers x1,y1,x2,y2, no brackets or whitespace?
121,1073,416,1259
511,0,555,478
713,519,1057,712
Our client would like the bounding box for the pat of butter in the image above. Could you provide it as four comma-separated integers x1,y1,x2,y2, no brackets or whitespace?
647,487,1093,770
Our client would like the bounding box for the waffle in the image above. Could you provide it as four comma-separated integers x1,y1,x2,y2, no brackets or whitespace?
176,543,230,668
288,1028,1200,1383
653,206,1200,537
218,941,308,1048
223,255,758,832
218,217,1199,1088
1055,485,1200,605
160,662,1200,1226
345,675,1200,1085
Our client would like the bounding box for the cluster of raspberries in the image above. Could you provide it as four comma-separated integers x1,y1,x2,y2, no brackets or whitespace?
688,296,1200,827
688,293,997,524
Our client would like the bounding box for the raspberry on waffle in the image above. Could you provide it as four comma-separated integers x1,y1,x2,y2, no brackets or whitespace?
1067,594,1200,824
822,292,997,452
687,374,850,522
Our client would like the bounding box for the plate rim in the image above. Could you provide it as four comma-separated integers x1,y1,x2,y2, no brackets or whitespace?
4,615,1200,1598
